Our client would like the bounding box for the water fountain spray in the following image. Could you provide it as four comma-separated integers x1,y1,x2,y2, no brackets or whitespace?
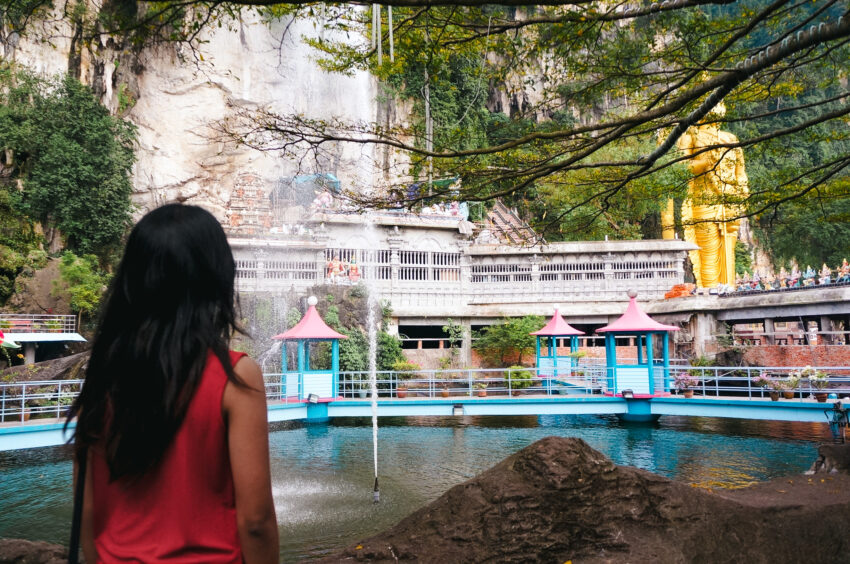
367,289,380,503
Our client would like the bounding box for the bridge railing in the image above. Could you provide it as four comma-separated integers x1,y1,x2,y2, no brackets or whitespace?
660,366,850,399
0,314,77,334
0,380,83,423
337,366,610,398
3,365,848,422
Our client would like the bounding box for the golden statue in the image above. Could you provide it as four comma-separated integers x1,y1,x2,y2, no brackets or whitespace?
662,103,749,288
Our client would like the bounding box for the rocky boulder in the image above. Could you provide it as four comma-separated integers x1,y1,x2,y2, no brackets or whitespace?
0,539,66,564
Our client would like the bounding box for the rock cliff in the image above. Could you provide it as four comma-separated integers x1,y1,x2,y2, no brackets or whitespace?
4,5,388,218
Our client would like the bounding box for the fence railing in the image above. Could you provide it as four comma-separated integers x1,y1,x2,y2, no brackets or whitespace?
0,314,77,334
728,331,850,346
0,380,83,422
3,365,849,422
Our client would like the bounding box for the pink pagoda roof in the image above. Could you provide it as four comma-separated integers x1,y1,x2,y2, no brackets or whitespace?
597,294,679,333
530,308,584,336
273,304,348,341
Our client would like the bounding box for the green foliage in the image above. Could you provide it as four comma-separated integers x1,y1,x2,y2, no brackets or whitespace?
377,331,404,371
338,327,368,372
473,315,545,366
53,251,110,317
755,195,850,268
441,318,465,367
735,241,752,276
391,360,420,373
0,187,39,303
0,67,136,257
285,307,302,329
505,365,534,390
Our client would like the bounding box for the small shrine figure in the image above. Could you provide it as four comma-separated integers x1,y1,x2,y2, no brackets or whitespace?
750,271,762,290
741,271,751,291
341,258,350,282
311,190,333,210
838,259,850,283
819,263,832,285
327,255,344,283
348,258,361,283
763,271,776,291
789,265,801,288
735,274,744,291
778,267,789,288
802,265,817,287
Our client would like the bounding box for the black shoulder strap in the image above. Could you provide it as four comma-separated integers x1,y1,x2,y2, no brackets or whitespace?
68,447,88,564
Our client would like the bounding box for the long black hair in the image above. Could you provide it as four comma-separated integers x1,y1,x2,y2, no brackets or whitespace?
68,204,244,480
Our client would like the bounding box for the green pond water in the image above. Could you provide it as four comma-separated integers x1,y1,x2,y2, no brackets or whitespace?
0,415,831,561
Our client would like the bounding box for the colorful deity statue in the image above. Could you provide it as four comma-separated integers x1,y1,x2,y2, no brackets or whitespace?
838,259,850,283
348,258,361,283
789,265,802,287
763,271,776,291
327,255,344,283
778,267,788,288
735,274,744,291
662,102,749,288
819,263,832,285
803,265,817,287
751,271,762,290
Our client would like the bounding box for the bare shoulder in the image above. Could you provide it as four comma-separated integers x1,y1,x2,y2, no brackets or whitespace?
233,355,264,390
223,355,266,417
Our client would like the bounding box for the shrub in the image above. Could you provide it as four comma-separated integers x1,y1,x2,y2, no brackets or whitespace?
505,365,535,389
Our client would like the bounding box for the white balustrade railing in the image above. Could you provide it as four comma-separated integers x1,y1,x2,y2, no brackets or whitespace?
0,314,77,334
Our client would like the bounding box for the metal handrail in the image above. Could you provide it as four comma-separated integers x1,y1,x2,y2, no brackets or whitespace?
2,364,849,422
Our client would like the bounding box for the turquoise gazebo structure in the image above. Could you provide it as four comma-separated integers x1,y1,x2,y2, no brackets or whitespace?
597,291,678,396
273,296,347,402
530,307,585,384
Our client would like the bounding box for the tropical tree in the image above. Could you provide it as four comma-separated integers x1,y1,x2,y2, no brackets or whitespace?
473,315,544,366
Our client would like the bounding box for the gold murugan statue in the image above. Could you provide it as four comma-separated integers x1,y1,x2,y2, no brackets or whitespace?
662,103,749,288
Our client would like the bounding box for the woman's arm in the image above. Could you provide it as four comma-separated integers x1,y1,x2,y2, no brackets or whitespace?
223,356,279,564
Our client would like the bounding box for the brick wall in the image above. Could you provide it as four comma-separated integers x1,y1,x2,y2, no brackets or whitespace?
744,345,850,371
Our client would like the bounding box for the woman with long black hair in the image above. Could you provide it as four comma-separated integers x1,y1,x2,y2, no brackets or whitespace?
68,204,278,563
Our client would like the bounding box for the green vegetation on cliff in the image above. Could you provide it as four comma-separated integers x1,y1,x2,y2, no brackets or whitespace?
0,67,136,305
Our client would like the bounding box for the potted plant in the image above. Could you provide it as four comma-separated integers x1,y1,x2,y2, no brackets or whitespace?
674,372,699,398
392,360,420,399
800,366,829,401
505,365,534,396
753,372,780,400
474,382,488,397
782,373,800,400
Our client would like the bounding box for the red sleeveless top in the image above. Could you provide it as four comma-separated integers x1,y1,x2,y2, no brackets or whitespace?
91,351,246,563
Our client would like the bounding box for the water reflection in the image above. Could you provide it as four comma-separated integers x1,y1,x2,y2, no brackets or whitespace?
0,415,829,561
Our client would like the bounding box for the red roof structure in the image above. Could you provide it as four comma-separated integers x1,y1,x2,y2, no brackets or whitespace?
530,308,585,336
273,304,348,341
597,294,679,333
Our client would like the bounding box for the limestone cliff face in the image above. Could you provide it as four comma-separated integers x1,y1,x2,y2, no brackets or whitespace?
3,6,386,220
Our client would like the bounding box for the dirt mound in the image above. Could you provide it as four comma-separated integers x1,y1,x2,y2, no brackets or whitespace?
326,437,850,563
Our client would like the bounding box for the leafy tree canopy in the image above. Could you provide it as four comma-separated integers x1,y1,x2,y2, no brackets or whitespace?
0,67,136,258
7,0,849,261
473,315,544,366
